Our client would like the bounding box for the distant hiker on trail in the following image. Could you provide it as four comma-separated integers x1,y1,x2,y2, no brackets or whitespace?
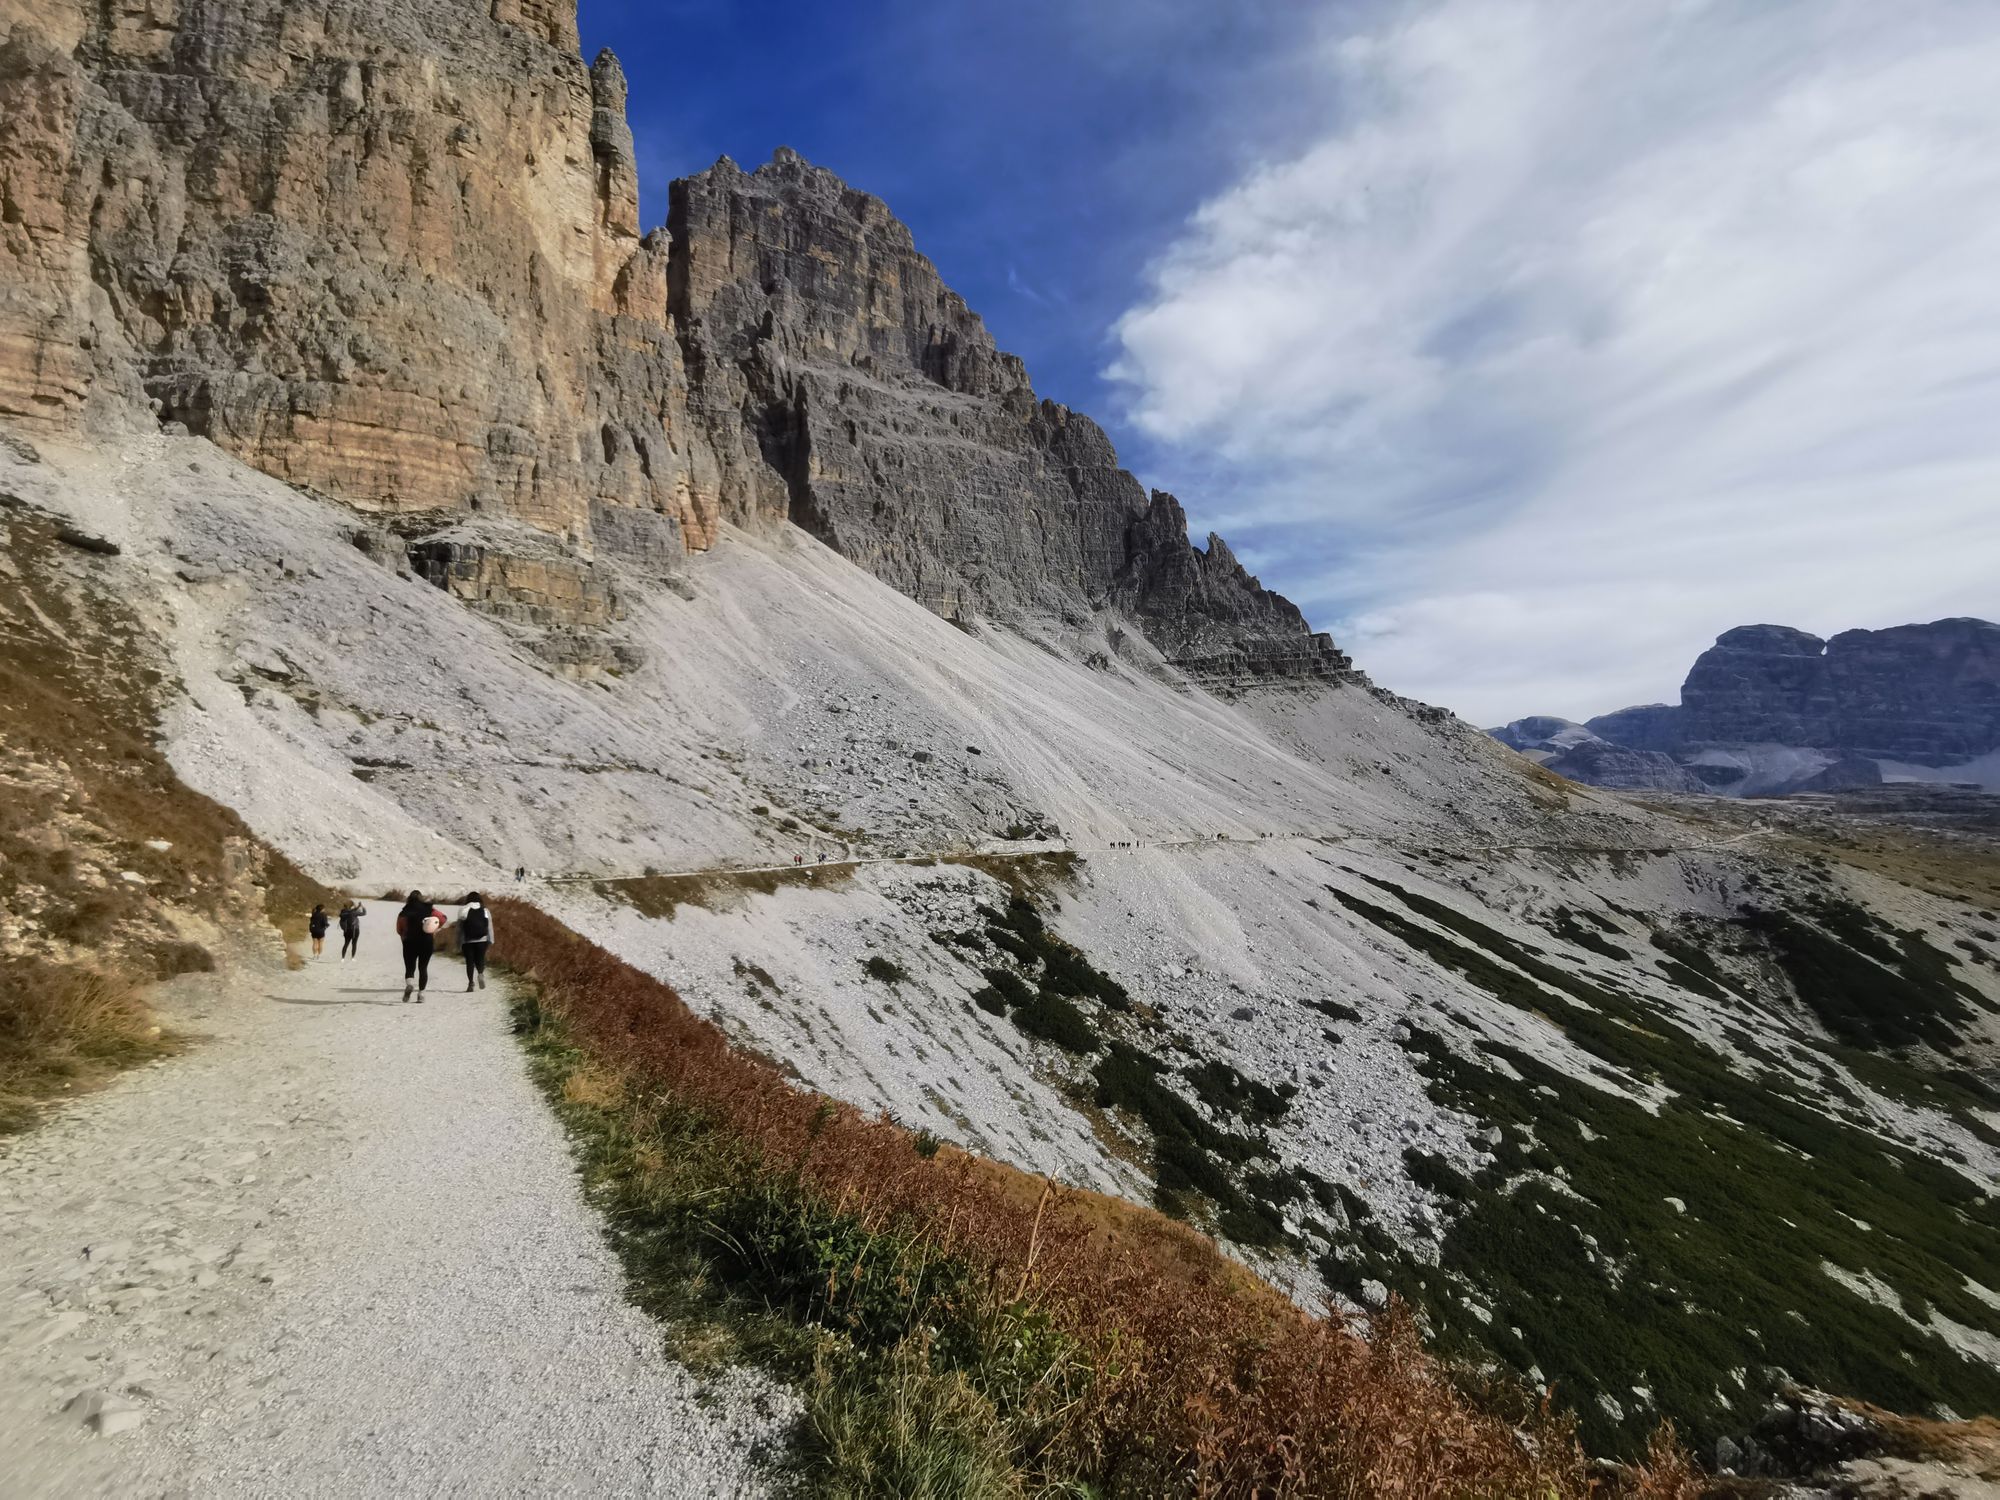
338,900,366,959
514,865,525,883
395,891,447,1003
459,894,494,993
308,904,330,958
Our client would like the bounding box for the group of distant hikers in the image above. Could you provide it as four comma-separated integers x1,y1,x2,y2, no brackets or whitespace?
303,891,496,1003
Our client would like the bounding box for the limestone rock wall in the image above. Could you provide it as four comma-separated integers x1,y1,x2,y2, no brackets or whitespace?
668,151,1350,684
1822,618,2000,763
1,0,1349,687
1663,618,2000,762
0,0,716,550
1572,618,2000,770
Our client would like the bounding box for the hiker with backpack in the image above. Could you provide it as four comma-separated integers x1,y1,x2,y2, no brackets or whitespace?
396,891,447,1003
459,894,494,992
338,899,366,959
308,904,330,958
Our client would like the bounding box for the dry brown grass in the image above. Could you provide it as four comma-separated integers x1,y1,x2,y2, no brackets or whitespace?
1829,1398,2000,1481
561,1062,626,1111
494,896,1700,1496
0,957,175,1131
597,862,860,919
0,507,338,1122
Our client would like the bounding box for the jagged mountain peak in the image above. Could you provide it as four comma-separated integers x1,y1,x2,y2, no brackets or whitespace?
0,9,1343,688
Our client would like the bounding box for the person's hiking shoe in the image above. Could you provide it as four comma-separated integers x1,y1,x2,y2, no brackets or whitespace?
466,980,475,992
477,974,486,990
402,983,412,1002
416,990,425,1003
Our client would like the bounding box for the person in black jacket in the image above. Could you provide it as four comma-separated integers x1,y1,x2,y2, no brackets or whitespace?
337,900,366,959
459,894,494,992
396,891,446,1003
308,904,330,958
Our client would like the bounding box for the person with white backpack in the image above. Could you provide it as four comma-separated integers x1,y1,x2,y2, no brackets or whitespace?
458,894,494,992
395,891,448,1003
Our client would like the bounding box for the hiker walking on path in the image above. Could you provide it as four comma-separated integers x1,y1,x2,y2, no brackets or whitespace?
308,904,330,958
459,894,494,993
396,891,447,1003
338,900,366,959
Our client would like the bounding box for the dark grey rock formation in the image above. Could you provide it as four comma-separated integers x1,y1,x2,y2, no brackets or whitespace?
2,2,1349,690
1821,618,2000,763
1486,716,1595,754
1678,625,1836,746
1541,739,1705,794
1504,617,2000,795
1598,619,2000,766
1791,757,1884,794
1583,703,1683,754
667,150,1350,686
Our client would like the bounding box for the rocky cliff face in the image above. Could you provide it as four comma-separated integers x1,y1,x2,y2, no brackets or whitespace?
1500,617,2000,796
1822,618,2000,762
0,1,1348,688
1581,703,1682,754
667,151,1350,683
1643,619,2000,764
0,0,718,551
1484,717,1701,793
1678,625,1840,747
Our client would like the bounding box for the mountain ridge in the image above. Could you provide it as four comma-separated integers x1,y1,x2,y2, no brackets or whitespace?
6,0,2000,1485
0,9,1347,688
1494,616,2000,795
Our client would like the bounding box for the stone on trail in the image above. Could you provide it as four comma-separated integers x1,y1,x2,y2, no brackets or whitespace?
66,1388,147,1435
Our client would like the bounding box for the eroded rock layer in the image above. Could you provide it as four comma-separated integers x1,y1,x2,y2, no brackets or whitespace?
1604,619,2000,765
0,0,1348,686
0,0,717,551
666,150,1349,682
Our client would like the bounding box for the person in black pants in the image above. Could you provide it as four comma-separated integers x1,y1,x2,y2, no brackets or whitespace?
338,900,366,959
459,894,494,992
396,891,444,1003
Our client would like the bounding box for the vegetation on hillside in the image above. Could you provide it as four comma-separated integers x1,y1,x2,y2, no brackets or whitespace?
0,505,334,1129
1322,873,2000,1457
494,896,1699,1496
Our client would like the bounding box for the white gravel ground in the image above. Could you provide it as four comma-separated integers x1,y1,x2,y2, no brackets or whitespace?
0,935,793,1497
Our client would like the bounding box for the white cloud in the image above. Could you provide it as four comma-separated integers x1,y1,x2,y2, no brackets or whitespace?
1107,0,2000,725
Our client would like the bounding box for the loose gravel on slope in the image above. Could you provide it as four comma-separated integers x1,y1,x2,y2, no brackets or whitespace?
0,936,793,1498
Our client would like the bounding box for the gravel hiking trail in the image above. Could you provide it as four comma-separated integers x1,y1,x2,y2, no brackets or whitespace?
0,934,790,1498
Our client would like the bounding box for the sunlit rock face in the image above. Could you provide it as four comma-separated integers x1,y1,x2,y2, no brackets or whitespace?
0,0,715,549
0,7,1350,685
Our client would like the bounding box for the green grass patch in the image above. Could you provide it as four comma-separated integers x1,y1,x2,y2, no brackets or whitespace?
511,988,1093,1491
1323,874,2000,1461
1738,899,1983,1049
1181,1059,1292,1125
1009,992,1098,1054
1548,907,1631,961
861,955,908,985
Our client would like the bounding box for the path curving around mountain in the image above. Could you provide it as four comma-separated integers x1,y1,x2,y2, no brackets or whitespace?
537,823,1767,890
0,938,791,1497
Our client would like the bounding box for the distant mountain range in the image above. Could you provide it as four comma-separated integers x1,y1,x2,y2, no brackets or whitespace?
1492,617,2000,796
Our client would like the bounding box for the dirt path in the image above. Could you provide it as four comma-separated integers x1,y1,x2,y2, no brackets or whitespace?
540,824,1767,889
0,935,790,1497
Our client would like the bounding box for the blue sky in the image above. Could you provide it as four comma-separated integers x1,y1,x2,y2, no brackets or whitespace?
577,0,1321,413
580,0,2000,725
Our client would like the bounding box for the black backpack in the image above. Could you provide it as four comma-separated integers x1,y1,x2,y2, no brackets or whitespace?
461,907,490,943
